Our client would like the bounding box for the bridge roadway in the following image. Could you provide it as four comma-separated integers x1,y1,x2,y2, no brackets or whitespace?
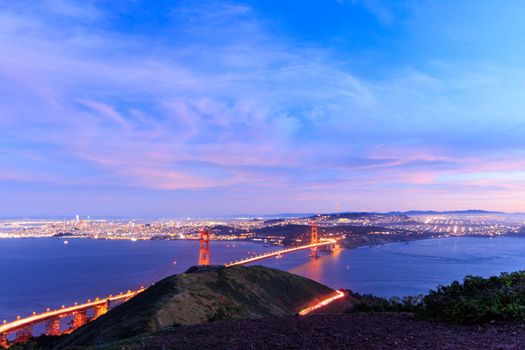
225,239,338,267
0,288,144,348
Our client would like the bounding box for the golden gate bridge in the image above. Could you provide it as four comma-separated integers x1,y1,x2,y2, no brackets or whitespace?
1,221,341,348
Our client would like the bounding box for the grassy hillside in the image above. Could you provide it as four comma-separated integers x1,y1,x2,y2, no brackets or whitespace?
53,265,335,348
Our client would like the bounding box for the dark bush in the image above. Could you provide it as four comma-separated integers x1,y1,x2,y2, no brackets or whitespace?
347,291,423,313
349,271,525,324
420,271,525,323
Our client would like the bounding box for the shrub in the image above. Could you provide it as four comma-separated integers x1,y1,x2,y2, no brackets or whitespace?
349,271,525,324
348,291,423,313
419,271,525,323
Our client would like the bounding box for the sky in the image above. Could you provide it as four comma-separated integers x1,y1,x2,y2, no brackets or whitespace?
1,0,524,217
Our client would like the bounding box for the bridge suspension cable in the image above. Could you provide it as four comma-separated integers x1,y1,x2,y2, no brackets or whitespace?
224,240,337,267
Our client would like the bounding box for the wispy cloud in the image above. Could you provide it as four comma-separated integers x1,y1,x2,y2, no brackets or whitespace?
0,0,524,215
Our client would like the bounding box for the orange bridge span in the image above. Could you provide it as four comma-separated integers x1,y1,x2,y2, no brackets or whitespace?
0,289,144,348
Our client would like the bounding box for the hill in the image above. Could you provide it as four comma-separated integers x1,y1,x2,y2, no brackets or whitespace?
53,265,341,349
389,210,504,216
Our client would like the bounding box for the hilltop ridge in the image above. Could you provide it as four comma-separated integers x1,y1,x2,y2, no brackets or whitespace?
53,265,344,349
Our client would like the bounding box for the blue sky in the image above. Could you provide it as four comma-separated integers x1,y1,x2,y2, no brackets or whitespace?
1,0,524,217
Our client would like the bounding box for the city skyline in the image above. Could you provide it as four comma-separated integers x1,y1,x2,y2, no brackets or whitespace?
1,0,525,217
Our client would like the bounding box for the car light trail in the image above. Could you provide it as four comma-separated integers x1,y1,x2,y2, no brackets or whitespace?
298,290,346,316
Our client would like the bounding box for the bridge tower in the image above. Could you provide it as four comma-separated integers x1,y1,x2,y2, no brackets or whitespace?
71,310,87,331
14,326,32,344
311,220,319,258
94,300,109,319
1,333,8,349
45,317,61,336
198,229,210,265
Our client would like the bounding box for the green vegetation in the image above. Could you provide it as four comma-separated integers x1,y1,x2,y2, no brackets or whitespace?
350,271,525,324
421,271,525,323
349,292,422,314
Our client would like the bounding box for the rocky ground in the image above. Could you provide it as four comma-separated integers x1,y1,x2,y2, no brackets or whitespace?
106,313,525,350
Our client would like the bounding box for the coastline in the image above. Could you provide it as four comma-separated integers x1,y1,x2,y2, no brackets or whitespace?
342,232,525,251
